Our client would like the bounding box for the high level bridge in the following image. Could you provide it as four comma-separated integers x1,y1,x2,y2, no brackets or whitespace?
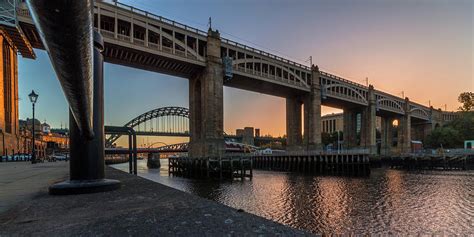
1,0,459,157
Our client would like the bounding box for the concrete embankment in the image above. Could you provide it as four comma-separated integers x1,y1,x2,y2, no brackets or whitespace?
0,162,313,236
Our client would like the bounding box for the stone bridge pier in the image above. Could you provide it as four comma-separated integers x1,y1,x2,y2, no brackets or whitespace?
342,85,377,154
360,85,377,154
286,66,322,151
380,117,395,156
188,29,225,158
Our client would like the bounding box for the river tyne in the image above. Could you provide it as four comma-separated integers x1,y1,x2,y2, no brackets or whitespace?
112,160,473,235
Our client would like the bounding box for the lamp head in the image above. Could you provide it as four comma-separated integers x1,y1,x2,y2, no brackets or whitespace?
28,90,39,104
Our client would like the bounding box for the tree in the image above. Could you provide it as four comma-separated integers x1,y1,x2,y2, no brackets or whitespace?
458,92,474,111
425,127,463,148
445,111,474,140
321,131,343,147
321,132,332,146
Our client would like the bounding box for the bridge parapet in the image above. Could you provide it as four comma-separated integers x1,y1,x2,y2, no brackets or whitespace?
94,1,207,65
320,71,369,105
221,38,312,91
409,103,431,120
374,90,406,115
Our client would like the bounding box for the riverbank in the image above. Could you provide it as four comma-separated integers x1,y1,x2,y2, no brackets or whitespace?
0,162,312,236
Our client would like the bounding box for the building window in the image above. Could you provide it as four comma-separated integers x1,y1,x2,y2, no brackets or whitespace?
3,40,12,134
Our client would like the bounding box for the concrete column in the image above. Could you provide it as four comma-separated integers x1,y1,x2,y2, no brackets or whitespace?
303,65,322,150
343,108,358,149
399,97,411,153
188,29,225,157
360,85,377,154
380,117,394,156
286,96,303,150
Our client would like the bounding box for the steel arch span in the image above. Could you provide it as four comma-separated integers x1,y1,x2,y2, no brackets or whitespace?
106,106,189,146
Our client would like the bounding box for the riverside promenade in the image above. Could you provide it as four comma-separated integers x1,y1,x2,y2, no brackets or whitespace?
0,162,312,236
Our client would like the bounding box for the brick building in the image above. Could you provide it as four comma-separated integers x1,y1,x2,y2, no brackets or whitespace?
0,31,20,156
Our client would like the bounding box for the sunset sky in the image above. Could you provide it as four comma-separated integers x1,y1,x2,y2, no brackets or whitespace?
18,0,472,146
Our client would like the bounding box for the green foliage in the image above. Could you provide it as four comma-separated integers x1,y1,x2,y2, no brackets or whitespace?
425,112,474,148
425,127,462,148
458,92,474,111
321,131,343,146
445,111,474,140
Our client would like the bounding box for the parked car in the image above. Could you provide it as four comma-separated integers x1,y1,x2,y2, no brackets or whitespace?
51,154,68,161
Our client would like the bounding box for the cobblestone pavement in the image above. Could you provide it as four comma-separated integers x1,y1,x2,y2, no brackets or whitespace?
0,164,314,236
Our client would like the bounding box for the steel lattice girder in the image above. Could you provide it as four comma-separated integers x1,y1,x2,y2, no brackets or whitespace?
106,107,189,146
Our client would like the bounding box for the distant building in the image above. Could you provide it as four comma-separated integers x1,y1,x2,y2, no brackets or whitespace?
18,119,69,158
235,127,256,146
236,129,244,137
41,122,51,134
321,113,381,134
321,113,344,133
255,128,260,137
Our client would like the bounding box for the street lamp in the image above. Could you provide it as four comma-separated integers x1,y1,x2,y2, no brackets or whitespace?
28,90,38,164
0,128,4,162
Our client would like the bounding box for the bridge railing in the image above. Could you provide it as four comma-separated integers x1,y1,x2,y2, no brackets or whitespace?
101,0,208,37
247,148,370,157
233,65,307,88
320,71,368,89
221,37,311,71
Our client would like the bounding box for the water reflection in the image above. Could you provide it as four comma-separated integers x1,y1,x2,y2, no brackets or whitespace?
112,160,474,235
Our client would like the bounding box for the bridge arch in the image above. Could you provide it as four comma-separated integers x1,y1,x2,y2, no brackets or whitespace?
377,98,404,113
155,142,189,152
410,107,430,118
232,58,310,88
106,106,189,146
324,84,367,103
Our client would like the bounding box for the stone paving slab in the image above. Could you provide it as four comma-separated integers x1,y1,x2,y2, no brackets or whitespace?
0,164,314,236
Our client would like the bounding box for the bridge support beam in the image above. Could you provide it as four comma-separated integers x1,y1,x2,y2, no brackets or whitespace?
380,117,394,156
49,31,120,194
303,65,322,151
411,122,432,142
343,108,358,149
398,97,411,154
188,29,225,158
286,96,303,150
360,85,377,154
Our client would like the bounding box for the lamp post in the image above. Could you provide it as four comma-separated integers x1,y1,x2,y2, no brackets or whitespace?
28,90,39,164
0,129,4,162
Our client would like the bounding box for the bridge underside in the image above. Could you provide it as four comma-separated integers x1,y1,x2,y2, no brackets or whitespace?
103,43,204,79
225,73,310,98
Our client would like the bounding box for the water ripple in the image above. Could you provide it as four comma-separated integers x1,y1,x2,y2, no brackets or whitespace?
112,161,474,235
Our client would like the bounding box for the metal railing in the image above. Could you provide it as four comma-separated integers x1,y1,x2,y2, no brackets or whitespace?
233,65,308,88
320,71,368,89
221,37,311,71
99,0,207,37
248,148,370,157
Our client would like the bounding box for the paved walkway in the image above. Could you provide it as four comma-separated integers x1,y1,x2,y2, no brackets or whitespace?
0,162,68,213
0,162,312,236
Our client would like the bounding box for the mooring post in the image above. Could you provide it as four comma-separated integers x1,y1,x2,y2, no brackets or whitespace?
128,134,133,174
